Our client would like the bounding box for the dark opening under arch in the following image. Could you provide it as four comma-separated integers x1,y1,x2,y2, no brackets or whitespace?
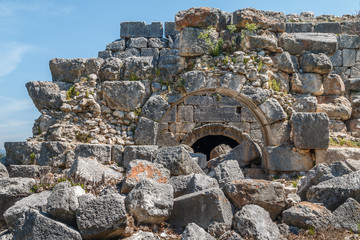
191,135,239,160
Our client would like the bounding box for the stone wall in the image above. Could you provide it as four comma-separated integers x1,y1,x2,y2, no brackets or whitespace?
5,7,360,174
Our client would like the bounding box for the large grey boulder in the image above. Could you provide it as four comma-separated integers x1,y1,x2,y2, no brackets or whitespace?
8,165,51,178
258,98,287,124
272,52,296,73
123,57,155,80
26,81,67,111
179,27,210,57
185,174,219,194
297,161,353,200
181,223,216,240
134,117,159,145
141,95,170,121
282,202,334,229
306,171,360,210
0,177,35,220
0,162,9,178
74,144,112,165
76,193,129,239
99,57,123,81
125,178,174,224
153,146,204,176
102,80,151,111
291,112,329,149
300,53,332,74
333,198,360,233
223,140,261,167
123,145,159,169
49,58,104,83
170,187,232,229
279,33,338,55
224,179,286,220
264,144,314,172
121,160,170,194
169,174,194,198
233,204,281,240
13,210,82,240
3,191,51,230
67,157,122,184
291,73,324,95
214,160,244,186
47,181,85,226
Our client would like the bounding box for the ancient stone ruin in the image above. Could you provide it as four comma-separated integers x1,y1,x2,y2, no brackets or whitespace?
0,7,360,240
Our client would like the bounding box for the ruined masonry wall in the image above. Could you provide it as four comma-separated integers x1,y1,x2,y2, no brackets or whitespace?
5,7,360,173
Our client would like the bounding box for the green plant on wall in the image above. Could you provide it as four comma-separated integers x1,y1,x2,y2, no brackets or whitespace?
130,73,138,81
241,22,258,39
198,26,224,57
66,86,79,100
29,152,35,164
269,78,281,92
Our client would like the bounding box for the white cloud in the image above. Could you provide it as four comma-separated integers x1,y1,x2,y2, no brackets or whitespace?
0,42,32,79
0,96,34,118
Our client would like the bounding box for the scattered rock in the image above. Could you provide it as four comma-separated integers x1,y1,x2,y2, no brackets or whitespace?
168,174,194,198
185,173,219,194
123,145,159,169
181,223,216,240
141,95,170,121
209,144,232,160
8,165,51,179
214,160,244,186
134,117,159,145
333,198,360,233
123,231,160,240
223,140,261,167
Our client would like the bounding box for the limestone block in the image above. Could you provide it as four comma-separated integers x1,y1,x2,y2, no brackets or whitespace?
343,49,356,67
120,22,146,38
316,95,352,121
8,165,51,179
223,140,261,167
259,98,287,124
194,106,240,122
123,56,155,80
158,56,185,78
134,117,158,145
181,223,216,240
272,52,295,73
291,112,329,149
300,53,332,74
316,147,360,164
141,95,170,121
346,119,360,137
314,22,341,34
233,8,284,31
74,144,112,165
114,48,140,58
291,73,323,96
99,57,122,81
339,34,360,49
111,145,124,166
330,50,343,67
333,198,360,233
247,34,280,52
144,22,163,38
323,74,345,95
123,145,159,169
126,37,147,48
179,27,210,57
285,23,313,33
4,141,41,165
178,105,193,122
148,38,168,48
165,21,179,37
183,70,206,92
106,39,126,51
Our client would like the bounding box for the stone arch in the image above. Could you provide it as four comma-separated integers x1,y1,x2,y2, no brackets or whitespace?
158,87,275,147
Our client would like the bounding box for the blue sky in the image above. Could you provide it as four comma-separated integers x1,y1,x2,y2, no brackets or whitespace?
1,0,359,150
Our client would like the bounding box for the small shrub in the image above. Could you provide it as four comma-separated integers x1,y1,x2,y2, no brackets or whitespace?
227,24,237,34
133,108,142,116
66,86,79,100
269,78,281,92
198,26,224,57
241,22,258,39
130,73,138,81
215,93,222,102
29,152,35,164
309,226,315,235
257,60,263,72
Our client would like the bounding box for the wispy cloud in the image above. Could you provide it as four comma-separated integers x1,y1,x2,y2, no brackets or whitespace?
0,96,34,118
0,42,32,79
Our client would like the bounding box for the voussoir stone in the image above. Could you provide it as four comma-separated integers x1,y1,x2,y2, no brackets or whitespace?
154,146,204,176
102,80,151,111
76,193,129,239
224,179,286,220
300,53,332,74
233,204,281,240
13,210,82,240
121,160,170,194
170,187,232,229
181,223,216,240
125,178,174,224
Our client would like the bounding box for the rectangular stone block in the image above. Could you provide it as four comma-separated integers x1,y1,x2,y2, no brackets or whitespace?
159,49,179,57
343,49,356,67
112,145,124,166
126,37,147,48
285,23,313,33
144,22,163,38
123,145,159,168
330,50,343,67
178,106,193,122
184,95,214,105
291,112,329,149
340,34,360,49
162,106,176,122
316,148,360,165
213,95,242,106
141,48,159,58
314,22,341,34
120,22,145,38
194,106,240,122
74,144,112,165
165,22,179,37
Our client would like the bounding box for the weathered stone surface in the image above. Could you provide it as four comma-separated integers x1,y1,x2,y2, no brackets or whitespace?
283,202,333,229
148,37,168,48
314,22,341,34
223,141,261,167
233,204,281,240
233,8,284,31
307,171,360,210
121,160,170,194
323,74,345,95
292,94,317,112
210,144,232,160
36,141,73,168
286,22,313,33
291,112,329,149
300,53,332,74
8,165,51,178
330,50,343,67
123,57,155,80
340,34,360,49
154,146,204,176
181,223,216,240
126,37,147,48
297,161,353,200
170,187,232,229
26,81,67,111
106,39,126,51
241,85,272,106
185,174,219,194
346,119,360,137
214,160,244,187
158,56,185,79
0,162,8,178
125,178,173,224
121,22,145,38
141,48,159,58
13,210,82,240
316,95,352,120
3,191,51,230
270,120,291,145
272,52,295,73
343,49,356,67
247,34,279,52
74,144,111,165
114,48,140,58
345,159,360,171
123,231,160,240
67,157,122,184
169,174,194,198
76,193,128,239
141,95,170,121
6,142,41,166
175,7,230,31
0,177,35,220
47,181,85,226
333,198,360,233
344,78,360,91
50,58,104,83
102,80,151,111
224,179,286,220
264,144,314,172
165,22,179,37
123,145,159,169
219,231,244,240
279,33,338,55
99,57,122,81
291,73,324,95
179,27,210,57
258,98,287,124
207,222,230,238
134,117,159,145
316,148,360,165
182,70,206,93
112,145,124,166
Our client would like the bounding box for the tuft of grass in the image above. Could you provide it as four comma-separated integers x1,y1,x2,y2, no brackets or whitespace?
215,93,222,102
241,22,258,39
257,60,263,72
330,137,360,148
30,152,35,164
269,78,281,92
309,226,315,235
198,26,224,57
133,108,142,116
227,24,237,34
66,86,79,100
130,73,138,81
